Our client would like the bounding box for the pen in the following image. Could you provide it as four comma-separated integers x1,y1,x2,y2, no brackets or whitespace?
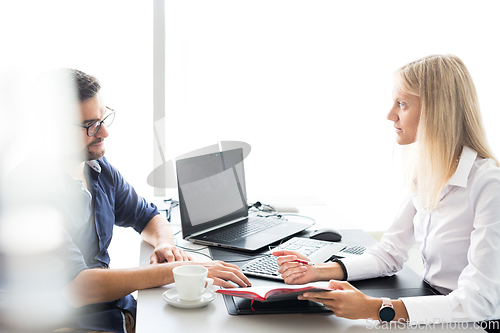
293,259,314,266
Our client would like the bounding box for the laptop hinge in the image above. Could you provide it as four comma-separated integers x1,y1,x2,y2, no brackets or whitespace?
188,216,248,238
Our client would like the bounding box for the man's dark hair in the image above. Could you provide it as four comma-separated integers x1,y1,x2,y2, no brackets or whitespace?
71,69,101,103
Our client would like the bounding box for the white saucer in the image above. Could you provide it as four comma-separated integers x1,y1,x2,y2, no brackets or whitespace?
162,289,216,309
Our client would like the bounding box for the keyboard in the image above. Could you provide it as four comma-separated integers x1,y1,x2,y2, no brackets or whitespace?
203,217,282,243
241,237,366,280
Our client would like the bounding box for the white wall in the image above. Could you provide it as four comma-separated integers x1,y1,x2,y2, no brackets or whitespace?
163,0,500,230
2,1,500,236
0,0,154,196
1,1,155,272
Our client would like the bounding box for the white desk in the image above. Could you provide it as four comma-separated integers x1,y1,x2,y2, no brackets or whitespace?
135,201,485,333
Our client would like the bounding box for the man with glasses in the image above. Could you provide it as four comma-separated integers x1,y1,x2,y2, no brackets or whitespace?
57,69,251,333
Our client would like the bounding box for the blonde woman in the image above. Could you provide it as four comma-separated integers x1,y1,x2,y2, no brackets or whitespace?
274,54,500,325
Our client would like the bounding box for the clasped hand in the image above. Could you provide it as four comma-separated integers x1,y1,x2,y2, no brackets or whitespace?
152,243,251,288
150,242,193,263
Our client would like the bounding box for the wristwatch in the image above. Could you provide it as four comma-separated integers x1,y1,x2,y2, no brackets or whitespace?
378,297,395,322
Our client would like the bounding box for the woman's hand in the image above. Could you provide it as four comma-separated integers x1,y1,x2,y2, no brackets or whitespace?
298,280,380,320
273,250,316,285
200,261,252,288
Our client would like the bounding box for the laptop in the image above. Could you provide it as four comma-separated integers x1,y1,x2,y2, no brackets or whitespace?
176,148,313,251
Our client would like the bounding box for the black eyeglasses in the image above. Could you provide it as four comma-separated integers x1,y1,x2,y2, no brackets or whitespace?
79,107,116,137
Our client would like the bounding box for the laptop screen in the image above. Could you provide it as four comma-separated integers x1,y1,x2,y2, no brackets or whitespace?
176,148,248,237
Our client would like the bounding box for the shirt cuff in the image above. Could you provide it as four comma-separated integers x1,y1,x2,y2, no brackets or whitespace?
341,254,381,281
400,295,453,325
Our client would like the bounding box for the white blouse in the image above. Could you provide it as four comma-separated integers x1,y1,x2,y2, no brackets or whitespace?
342,146,500,324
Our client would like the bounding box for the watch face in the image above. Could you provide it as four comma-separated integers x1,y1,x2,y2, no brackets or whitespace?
380,307,396,322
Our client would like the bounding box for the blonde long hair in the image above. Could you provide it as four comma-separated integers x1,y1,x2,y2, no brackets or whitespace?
396,54,498,210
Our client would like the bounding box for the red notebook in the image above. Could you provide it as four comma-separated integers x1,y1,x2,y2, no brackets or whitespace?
216,281,332,309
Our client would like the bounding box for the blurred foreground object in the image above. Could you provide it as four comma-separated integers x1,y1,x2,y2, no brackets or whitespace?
0,68,82,331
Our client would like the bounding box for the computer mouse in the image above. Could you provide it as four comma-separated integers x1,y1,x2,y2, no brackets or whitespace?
309,228,342,242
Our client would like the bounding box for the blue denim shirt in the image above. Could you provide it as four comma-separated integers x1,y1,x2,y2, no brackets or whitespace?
58,157,159,332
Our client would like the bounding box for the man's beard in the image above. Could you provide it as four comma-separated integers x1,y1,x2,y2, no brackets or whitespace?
85,138,105,161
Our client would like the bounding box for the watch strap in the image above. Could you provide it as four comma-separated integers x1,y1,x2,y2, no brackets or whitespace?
381,297,392,307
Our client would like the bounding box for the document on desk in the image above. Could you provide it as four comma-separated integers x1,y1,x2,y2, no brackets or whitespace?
218,281,334,314
217,281,332,303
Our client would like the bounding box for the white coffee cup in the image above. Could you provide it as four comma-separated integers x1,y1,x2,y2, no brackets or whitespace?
173,265,214,302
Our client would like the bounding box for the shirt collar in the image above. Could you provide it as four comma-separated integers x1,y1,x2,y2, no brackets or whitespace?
86,160,102,173
447,146,477,188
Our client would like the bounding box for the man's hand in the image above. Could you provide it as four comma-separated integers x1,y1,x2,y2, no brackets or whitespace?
142,215,193,263
150,242,193,263
200,261,252,288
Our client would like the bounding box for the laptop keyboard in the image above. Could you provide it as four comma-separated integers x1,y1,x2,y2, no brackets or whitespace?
203,217,282,243
241,237,366,280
